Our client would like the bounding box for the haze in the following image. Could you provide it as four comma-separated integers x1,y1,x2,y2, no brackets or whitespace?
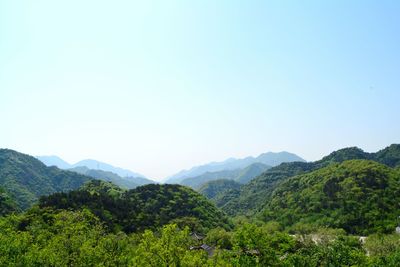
1,1,399,180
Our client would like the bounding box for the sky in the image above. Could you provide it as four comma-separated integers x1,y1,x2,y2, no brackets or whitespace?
1,1,399,180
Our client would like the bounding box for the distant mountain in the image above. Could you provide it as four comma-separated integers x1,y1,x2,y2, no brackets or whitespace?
36,155,72,169
166,151,304,184
71,159,145,178
181,169,241,189
125,176,156,186
68,166,139,189
68,166,155,189
235,162,271,184
37,156,145,178
198,179,242,201
180,163,271,189
0,149,92,210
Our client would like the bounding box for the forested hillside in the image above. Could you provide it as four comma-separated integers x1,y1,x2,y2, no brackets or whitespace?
40,182,231,233
261,160,400,235
217,145,400,216
1,146,400,266
0,149,92,210
198,179,242,200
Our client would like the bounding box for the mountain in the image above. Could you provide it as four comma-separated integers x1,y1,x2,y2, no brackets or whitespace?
0,149,92,210
68,166,155,189
181,169,241,189
166,151,304,184
198,179,242,201
218,144,400,216
37,156,145,179
180,163,271,189
235,162,271,184
36,155,72,169
40,183,231,233
71,159,145,178
68,166,139,189
125,176,156,186
260,160,400,235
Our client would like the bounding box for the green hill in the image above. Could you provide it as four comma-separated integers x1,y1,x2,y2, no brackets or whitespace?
0,149,92,210
218,144,400,216
39,183,231,233
198,179,242,200
260,160,400,235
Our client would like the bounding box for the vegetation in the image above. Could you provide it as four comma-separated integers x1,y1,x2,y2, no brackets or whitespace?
218,145,400,216
260,160,400,235
1,145,400,265
39,183,231,233
1,208,399,266
0,149,92,210
198,179,242,201
0,187,18,216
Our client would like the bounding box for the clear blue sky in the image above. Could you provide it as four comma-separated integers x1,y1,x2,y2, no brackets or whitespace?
1,1,399,180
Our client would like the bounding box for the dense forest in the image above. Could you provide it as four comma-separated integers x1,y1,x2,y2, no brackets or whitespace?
0,145,400,266
217,145,400,216
39,181,231,233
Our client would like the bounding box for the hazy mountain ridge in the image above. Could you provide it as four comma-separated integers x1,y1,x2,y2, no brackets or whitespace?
166,151,305,184
37,156,145,178
68,166,140,189
180,162,271,189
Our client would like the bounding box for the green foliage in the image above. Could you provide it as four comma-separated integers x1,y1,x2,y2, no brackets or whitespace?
40,183,232,233
0,149,92,210
221,161,313,216
218,144,400,217
0,208,136,266
198,179,241,201
1,208,399,267
0,187,19,216
261,160,400,235
80,179,126,198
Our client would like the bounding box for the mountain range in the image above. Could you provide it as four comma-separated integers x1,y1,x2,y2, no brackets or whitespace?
180,162,271,189
213,144,400,217
1,144,400,236
165,151,305,184
37,156,145,178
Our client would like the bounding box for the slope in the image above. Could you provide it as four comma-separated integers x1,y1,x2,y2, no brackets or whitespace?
68,166,139,189
0,149,92,210
219,144,400,216
39,183,231,233
260,160,400,235
166,151,304,184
